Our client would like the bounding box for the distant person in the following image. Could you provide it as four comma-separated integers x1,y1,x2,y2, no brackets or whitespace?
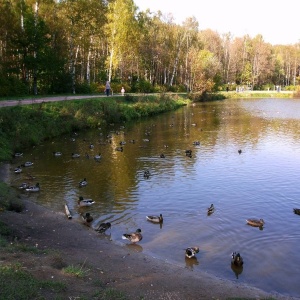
105,81,111,96
121,87,125,96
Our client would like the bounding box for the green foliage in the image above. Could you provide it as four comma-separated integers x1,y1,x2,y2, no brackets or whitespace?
0,96,188,161
63,264,89,277
0,220,13,237
0,182,21,211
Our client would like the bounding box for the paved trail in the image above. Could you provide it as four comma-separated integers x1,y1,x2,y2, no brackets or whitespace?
0,94,107,107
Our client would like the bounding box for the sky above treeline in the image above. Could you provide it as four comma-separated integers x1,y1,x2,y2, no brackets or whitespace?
134,0,299,45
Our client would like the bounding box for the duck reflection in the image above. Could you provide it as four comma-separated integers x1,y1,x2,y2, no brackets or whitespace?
185,257,199,270
126,243,143,253
231,264,243,279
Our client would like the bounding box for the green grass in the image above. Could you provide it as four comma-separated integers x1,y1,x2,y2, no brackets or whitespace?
93,288,128,300
0,264,66,300
63,261,89,278
0,94,188,161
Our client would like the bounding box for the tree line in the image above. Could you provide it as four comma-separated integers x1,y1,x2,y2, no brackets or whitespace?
0,0,299,97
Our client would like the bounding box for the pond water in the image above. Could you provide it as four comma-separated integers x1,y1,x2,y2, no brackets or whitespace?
9,98,300,297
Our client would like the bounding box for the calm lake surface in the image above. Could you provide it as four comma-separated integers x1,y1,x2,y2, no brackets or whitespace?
9,98,300,297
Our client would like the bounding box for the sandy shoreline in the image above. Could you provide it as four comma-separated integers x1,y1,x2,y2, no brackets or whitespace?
0,162,298,299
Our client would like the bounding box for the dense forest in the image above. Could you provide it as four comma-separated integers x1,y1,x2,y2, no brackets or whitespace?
0,0,299,97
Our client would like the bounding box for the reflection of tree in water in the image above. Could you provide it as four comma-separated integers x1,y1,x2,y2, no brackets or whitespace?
185,257,199,270
231,264,243,279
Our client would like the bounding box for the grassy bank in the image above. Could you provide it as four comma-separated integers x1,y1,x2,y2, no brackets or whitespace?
219,90,296,99
0,94,188,161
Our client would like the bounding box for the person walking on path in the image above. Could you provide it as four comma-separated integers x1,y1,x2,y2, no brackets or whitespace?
105,81,111,96
121,87,125,96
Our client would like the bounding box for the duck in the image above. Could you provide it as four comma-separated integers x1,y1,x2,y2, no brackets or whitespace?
122,229,142,243
143,170,150,178
25,183,40,192
78,196,95,207
119,141,126,145
22,161,33,167
146,214,163,224
238,149,242,154
185,247,199,259
94,153,102,160
79,178,87,187
89,144,94,149
207,204,215,215
81,212,93,226
19,182,29,189
115,146,123,152
14,166,22,174
14,152,23,157
185,149,192,158
71,153,80,158
246,218,265,227
96,222,111,233
231,252,244,267
193,141,200,146
293,208,300,215
160,153,165,158
53,151,62,156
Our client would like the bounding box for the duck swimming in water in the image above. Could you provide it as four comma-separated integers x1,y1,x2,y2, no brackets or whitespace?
207,204,214,215
122,229,142,243
246,218,265,227
185,247,199,259
146,214,163,224
79,178,88,187
293,208,300,215
96,222,111,233
78,196,95,207
231,252,244,267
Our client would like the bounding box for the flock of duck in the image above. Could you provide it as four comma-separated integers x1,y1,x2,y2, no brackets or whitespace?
12,139,300,270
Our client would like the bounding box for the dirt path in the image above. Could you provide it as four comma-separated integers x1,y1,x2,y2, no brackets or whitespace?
0,95,107,107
